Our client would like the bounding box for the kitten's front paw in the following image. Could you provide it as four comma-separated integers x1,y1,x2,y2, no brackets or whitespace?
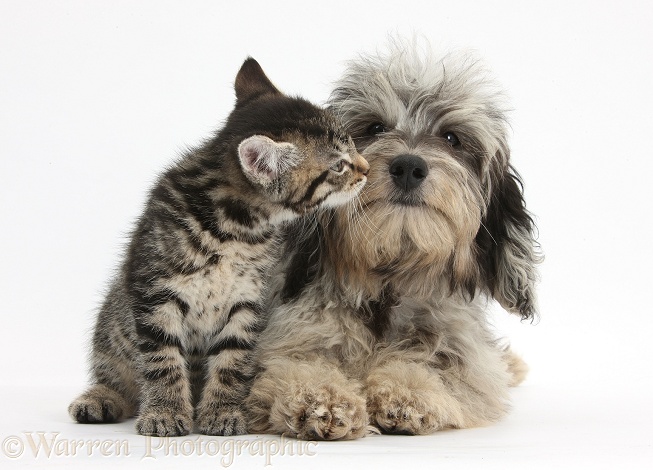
195,405,247,436
69,384,131,423
136,408,192,437
69,396,123,424
283,384,368,440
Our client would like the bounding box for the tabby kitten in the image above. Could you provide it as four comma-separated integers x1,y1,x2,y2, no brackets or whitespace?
68,58,369,437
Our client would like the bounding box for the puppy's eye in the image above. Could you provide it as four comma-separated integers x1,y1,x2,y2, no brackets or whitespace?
367,123,387,136
443,132,461,147
330,159,347,174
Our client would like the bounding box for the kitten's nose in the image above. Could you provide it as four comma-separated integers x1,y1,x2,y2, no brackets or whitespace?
389,154,428,190
356,155,370,176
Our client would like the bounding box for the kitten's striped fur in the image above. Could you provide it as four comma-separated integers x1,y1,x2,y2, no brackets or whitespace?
68,58,369,437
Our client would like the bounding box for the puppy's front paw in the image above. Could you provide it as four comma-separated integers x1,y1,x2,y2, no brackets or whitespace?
136,408,192,437
283,384,368,440
366,362,464,435
195,405,247,436
367,388,439,435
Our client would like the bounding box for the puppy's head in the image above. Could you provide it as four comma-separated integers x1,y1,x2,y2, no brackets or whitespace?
326,42,541,319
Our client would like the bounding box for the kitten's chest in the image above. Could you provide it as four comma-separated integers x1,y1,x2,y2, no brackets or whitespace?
166,239,280,335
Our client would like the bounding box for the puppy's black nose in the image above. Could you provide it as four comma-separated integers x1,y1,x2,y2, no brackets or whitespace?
389,154,428,191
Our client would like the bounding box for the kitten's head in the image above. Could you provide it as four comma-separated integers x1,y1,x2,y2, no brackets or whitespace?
227,58,369,217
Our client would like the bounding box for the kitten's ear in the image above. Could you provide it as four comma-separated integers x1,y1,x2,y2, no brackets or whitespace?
238,135,301,187
476,165,542,321
234,58,282,104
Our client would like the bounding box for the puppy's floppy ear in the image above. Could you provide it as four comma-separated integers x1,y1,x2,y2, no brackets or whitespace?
234,58,282,105
476,166,542,320
238,135,301,187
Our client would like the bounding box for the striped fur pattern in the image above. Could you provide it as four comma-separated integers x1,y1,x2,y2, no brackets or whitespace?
246,40,542,440
68,58,369,437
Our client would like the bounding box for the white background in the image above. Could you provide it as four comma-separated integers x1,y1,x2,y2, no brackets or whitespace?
1,1,652,468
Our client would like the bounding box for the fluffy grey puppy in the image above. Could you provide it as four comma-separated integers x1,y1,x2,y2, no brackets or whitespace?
246,41,541,440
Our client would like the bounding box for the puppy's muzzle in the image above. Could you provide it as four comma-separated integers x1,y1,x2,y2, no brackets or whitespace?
389,154,429,191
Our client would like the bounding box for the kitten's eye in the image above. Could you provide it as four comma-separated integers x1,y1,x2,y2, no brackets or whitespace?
330,160,347,174
367,123,387,136
443,131,461,147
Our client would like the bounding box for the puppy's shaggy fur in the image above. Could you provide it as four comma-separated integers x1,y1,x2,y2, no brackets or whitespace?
246,42,541,440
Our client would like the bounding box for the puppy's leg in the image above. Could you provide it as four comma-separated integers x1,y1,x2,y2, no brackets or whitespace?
246,357,368,440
